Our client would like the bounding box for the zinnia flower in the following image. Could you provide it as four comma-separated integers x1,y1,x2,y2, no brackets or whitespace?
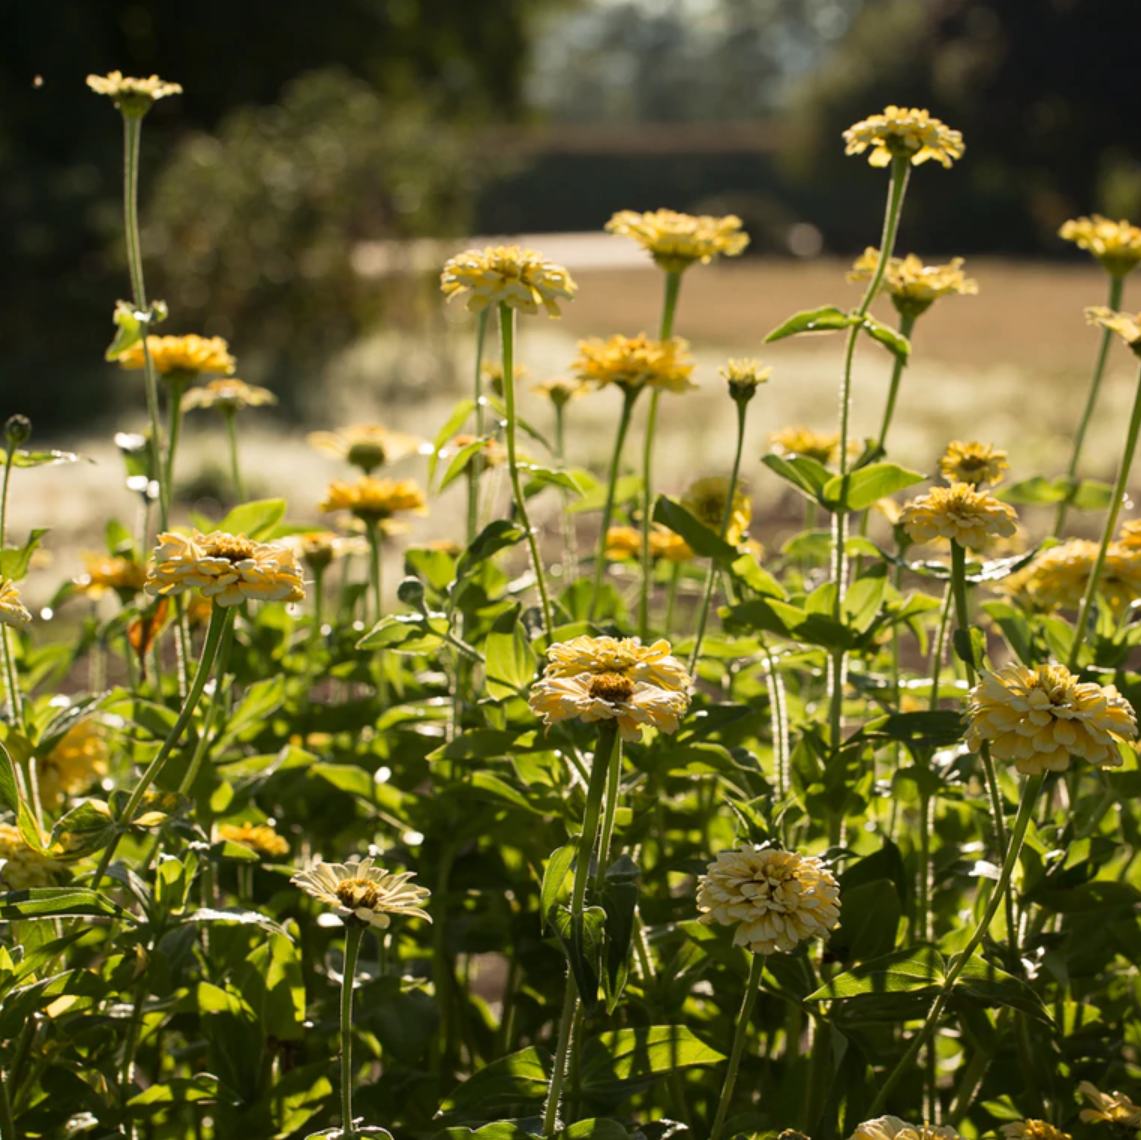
531,376,588,406
38,721,108,808
720,358,771,404
219,821,290,859
1002,539,1141,613
966,663,1138,776
307,423,423,474
1000,1122,1071,1140
480,361,527,397
899,483,1018,550
938,440,1008,487
1118,519,1141,549
1060,215,1141,277
528,670,689,743
118,335,236,381
1078,1080,1141,1126
843,106,964,168
74,553,147,600
605,209,750,274
681,476,752,546
282,531,365,574
182,379,276,414
847,1119,962,1140
86,71,182,115
606,525,694,564
320,477,428,524
440,245,577,317
145,531,306,607
0,580,32,628
574,334,696,395
770,426,841,466
697,847,841,956
543,635,690,692
1086,307,1141,356
848,248,978,319
0,824,57,889
291,856,431,929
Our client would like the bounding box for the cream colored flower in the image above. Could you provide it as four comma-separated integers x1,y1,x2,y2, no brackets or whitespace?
899,483,1017,550
0,824,57,889
574,334,696,395
282,531,366,574
770,426,841,466
544,635,690,692
847,1119,962,1140
1118,519,1141,549
440,245,577,317
966,664,1138,776
38,721,108,808
320,476,428,524
1002,539,1141,613
1060,215,1141,277
938,440,1008,487
0,580,32,628
1078,1080,1141,1126
605,209,750,274
291,856,431,929
1086,307,1141,356
843,106,964,168
849,247,978,319
86,71,182,115
1000,1121,1071,1140
307,424,424,474
182,379,276,414
528,670,689,743
145,531,306,607
720,358,771,403
607,526,695,564
118,335,236,381
697,847,840,956
531,376,588,406
74,553,147,600
218,822,290,859
681,476,752,546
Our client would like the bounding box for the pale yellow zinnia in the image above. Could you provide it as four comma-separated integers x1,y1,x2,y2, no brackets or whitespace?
1002,539,1141,614
605,209,750,274
0,579,32,628
531,376,588,406
218,822,290,860
307,423,424,474
1078,1080,1141,1126
849,248,978,320
1000,1121,1071,1140
38,721,109,808
847,1119,963,1140
843,106,964,169
440,245,576,317
543,635,690,692
899,482,1018,550
118,335,236,381
681,476,752,547
86,71,182,115
574,333,696,395
182,378,276,414
770,426,841,466
320,477,428,525
291,856,431,929
938,440,1008,487
528,670,690,743
0,824,57,890
74,553,147,600
1060,215,1141,277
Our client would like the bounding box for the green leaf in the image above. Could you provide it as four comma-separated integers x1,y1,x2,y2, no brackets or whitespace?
405,546,458,595
580,1026,726,1099
551,904,607,1014
485,605,537,701
567,473,642,515
764,305,857,342
127,1075,220,1108
0,740,46,853
981,601,1036,666
729,552,787,600
214,498,287,540
1071,478,1115,511
950,956,1051,1023
357,613,449,654
0,887,132,922
953,625,988,672
519,462,585,497
438,1046,552,1114
439,434,494,492
806,945,945,1002
105,300,145,361
224,675,286,740
828,879,902,962
761,454,831,504
0,450,87,469
0,529,50,582
540,845,576,932
1033,880,1141,913
850,711,965,754
601,856,639,1014
842,567,887,633
428,397,476,484
456,519,528,580
48,799,115,858
110,790,191,829
562,1121,631,1140
310,762,377,800
652,495,737,561
821,463,925,513
860,314,911,361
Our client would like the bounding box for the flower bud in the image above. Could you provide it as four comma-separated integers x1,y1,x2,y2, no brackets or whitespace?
396,576,427,610
719,359,771,405
5,415,31,447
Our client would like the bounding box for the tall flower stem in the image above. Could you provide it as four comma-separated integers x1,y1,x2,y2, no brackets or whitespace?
0,447,14,551
876,312,917,452
709,953,765,1140
339,924,365,1140
589,388,638,621
91,603,232,889
365,520,388,708
1055,274,1126,536
1067,361,1141,670
637,271,682,639
543,721,618,1137
468,311,488,546
223,409,245,503
0,451,23,731
555,402,578,581
177,616,236,798
500,303,555,639
164,377,188,510
0,1063,18,1140
594,735,624,891
689,399,748,672
828,156,910,747
868,773,1045,1116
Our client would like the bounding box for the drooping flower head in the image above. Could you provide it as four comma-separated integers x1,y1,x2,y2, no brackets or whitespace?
219,821,290,860
145,531,306,607
843,106,964,168
720,358,772,405
681,476,752,546
848,248,978,320
182,379,276,415
574,334,696,396
847,1119,963,1140
1000,1121,1071,1140
605,209,750,274
966,664,1138,776
320,476,428,525
1078,1080,1141,1126
74,553,147,601
0,825,58,890
440,245,577,317
1060,215,1141,278
531,376,588,407
899,482,1018,550
307,423,423,474
291,855,431,929
770,426,841,466
38,721,109,808
118,335,236,383
86,71,182,117
938,440,1009,487
697,847,841,956
1086,307,1141,356
0,580,32,628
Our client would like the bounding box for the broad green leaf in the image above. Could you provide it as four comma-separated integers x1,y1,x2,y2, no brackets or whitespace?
437,1127,534,1140
428,397,476,484
806,945,945,1002
580,1026,726,1099
822,463,925,513
764,305,857,342
540,845,575,931
0,529,50,582
761,454,831,504
48,800,114,858
127,1075,219,1108
357,613,449,654
214,498,287,540
485,606,536,700
602,856,639,1013
0,450,87,469
438,1046,552,1114
0,740,46,853
842,567,887,633
519,462,585,498
652,495,737,561
224,676,286,740
552,904,607,1014
567,473,642,515
953,625,988,672
0,887,133,922
851,711,965,753
456,519,527,580
311,762,377,800
729,552,787,599
405,546,458,595
105,300,145,361
439,434,494,492
828,879,902,962
1033,880,1141,913
562,1121,631,1140
950,956,1051,1023
860,314,911,361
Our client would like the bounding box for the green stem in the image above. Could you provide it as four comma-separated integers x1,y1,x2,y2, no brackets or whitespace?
594,735,623,892
468,310,488,546
224,409,245,503
876,312,917,452
543,977,579,1139
177,615,236,797
0,450,14,549
556,402,578,581
119,977,148,1106
1,628,21,729
1055,273,1126,536
1067,360,1141,669
165,376,187,511
868,772,1045,1116
927,583,953,710
761,638,789,800
0,1064,18,1140
366,521,384,625
916,788,933,944
499,303,554,639
710,953,765,1140
664,561,681,637
589,388,638,621
340,924,364,1139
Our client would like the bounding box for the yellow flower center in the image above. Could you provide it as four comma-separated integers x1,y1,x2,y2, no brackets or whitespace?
336,877,384,910
205,535,259,563
588,672,636,704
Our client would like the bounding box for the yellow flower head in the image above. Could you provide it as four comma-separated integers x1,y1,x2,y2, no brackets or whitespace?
320,476,428,524
1002,539,1141,614
843,106,964,169
848,248,978,319
1078,1080,1141,1126
86,71,182,116
544,635,690,692
528,670,690,743
605,209,750,274
899,482,1018,551
307,423,423,474
681,476,752,546
966,664,1138,776
218,821,290,860
1000,1121,1071,1140
938,440,1009,487
282,531,366,574
574,333,696,395
291,856,431,929
480,361,527,398
847,1119,963,1140
1118,519,1141,549
0,579,32,628
1086,307,1141,356
1060,215,1141,277
531,376,588,407
118,335,236,382
440,245,577,318
145,531,306,608
74,553,147,600
0,825,58,889
182,379,276,414
38,721,109,808
720,358,772,404
606,525,694,564
697,847,841,956
770,426,841,467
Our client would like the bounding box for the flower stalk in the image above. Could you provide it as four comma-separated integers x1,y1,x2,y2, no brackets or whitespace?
223,408,246,503
709,952,765,1140
876,311,917,451
469,310,488,545
340,924,365,1140
589,389,638,621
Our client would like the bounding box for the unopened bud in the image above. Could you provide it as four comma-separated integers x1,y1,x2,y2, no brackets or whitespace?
4,415,31,447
